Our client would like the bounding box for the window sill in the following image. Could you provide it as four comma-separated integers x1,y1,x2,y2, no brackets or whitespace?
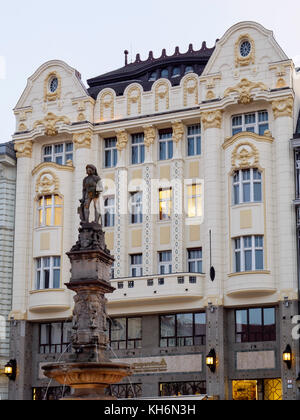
228,270,270,277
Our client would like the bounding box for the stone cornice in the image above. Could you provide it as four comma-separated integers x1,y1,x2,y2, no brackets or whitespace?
32,161,74,176
222,131,274,150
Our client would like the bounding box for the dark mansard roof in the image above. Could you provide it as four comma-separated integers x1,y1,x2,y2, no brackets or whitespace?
87,42,216,99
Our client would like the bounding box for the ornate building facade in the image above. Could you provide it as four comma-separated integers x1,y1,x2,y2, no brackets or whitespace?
8,21,300,400
0,142,16,400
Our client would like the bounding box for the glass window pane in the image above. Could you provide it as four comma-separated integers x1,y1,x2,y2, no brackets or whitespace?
111,318,126,341
128,318,141,340
243,183,251,202
54,207,62,226
51,323,62,345
53,269,60,288
55,196,63,205
263,308,275,326
234,184,240,205
236,310,247,333
177,314,193,337
255,250,264,270
188,138,194,156
40,324,50,345
44,269,50,289
194,313,206,336
55,156,63,165
244,250,252,271
235,251,241,272
259,123,269,136
45,208,52,226
160,315,175,338
168,141,173,159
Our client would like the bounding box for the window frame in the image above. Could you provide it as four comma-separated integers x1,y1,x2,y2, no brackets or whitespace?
235,307,276,343
234,235,264,273
104,137,118,168
231,110,269,136
108,316,142,350
42,142,73,165
159,187,172,221
39,321,72,354
159,312,206,348
233,168,262,205
186,183,202,218
35,256,61,290
131,133,145,165
37,194,63,227
158,250,172,275
158,129,173,161
187,124,201,157
130,254,143,277
104,196,115,227
187,248,203,273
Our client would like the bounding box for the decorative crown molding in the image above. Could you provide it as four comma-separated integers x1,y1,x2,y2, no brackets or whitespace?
272,97,293,119
14,140,33,158
201,110,223,130
224,78,268,104
33,112,71,136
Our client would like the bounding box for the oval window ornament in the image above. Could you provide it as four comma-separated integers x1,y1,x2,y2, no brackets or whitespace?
210,266,215,282
49,77,58,93
240,40,251,57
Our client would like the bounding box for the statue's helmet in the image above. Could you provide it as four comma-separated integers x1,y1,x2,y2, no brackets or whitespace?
86,164,98,176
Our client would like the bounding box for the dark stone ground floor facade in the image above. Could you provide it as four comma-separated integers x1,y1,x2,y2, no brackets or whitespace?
7,301,300,400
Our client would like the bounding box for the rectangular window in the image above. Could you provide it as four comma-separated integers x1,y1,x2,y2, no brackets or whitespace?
43,143,73,165
233,169,262,205
232,111,269,136
108,317,142,350
159,188,172,220
35,256,61,290
104,196,115,227
38,195,63,227
160,312,206,347
158,251,172,275
187,184,202,218
130,191,143,224
187,124,201,156
159,129,173,160
234,235,264,272
130,254,143,277
39,322,72,354
131,133,145,165
187,248,203,273
235,307,276,343
104,137,118,168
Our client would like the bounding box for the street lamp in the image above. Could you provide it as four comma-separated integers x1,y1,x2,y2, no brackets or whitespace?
206,349,216,373
4,359,17,381
282,345,292,369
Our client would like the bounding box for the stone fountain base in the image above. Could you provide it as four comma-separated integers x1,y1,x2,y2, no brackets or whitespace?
42,361,132,400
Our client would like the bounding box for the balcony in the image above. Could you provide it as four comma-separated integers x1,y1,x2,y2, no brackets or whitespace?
29,289,71,313
108,273,204,306
225,271,276,298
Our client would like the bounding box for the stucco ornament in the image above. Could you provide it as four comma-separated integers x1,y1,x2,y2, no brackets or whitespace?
34,112,70,136
116,129,129,151
231,142,259,172
224,78,268,104
201,110,223,130
36,171,59,195
73,131,92,150
143,125,156,148
172,120,185,143
272,97,293,119
14,140,33,158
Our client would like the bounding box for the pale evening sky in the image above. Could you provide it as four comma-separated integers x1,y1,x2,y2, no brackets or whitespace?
0,0,300,143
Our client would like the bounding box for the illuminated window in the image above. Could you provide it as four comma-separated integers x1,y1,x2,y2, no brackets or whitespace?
35,256,61,290
159,188,172,220
38,195,63,227
187,184,202,218
43,142,73,165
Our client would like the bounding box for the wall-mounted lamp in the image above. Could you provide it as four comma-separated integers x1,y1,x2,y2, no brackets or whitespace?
4,359,17,381
206,349,216,373
282,345,292,369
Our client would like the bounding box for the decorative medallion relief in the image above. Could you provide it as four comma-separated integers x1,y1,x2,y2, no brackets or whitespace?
155,80,170,111
272,97,293,119
231,142,259,172
34,112,70,136
36,171,59,196
201,110,223,130
183,75,199,106
127,85,142,115
224,78,268,104
14,140,33,158
73,131,92,150
100,90,114,121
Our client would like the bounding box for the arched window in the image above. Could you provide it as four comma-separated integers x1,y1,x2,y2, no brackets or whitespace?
161,69,169,78
172,67,180,77
38,195,63,227
233,168,262,205
148,71,157,82
185,66,194,74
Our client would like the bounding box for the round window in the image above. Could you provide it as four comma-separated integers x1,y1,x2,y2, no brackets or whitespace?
240,40,251,57
49,77,58,93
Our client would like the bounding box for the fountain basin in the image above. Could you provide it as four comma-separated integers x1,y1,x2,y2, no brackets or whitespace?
42,361,132,400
